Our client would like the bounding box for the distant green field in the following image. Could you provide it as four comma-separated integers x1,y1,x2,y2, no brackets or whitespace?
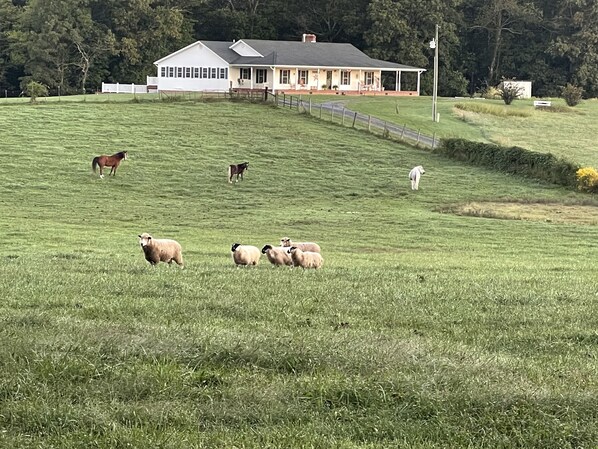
306,94,598,166
0,99,596,448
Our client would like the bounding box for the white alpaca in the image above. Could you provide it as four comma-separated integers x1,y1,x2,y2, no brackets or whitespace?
409,165,425,190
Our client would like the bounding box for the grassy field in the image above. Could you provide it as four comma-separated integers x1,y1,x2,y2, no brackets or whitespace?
306,95,598,166
0,98,597,448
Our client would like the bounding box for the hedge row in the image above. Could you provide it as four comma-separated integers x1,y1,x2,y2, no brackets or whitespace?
435,138,580,187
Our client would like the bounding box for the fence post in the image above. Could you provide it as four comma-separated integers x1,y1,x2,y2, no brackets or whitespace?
309,98,312,115
367,115,371,132
416,130,421,145
132,83,136,99
401,124,406,139
342,107,346,126
116,82,119,93
383,121,388,137
352,112,358,128
283,93,285,106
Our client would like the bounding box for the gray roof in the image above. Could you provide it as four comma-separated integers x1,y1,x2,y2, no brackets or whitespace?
200,39,424,71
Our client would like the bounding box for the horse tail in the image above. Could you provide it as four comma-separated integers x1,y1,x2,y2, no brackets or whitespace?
227,165,232,183
92,157,99,173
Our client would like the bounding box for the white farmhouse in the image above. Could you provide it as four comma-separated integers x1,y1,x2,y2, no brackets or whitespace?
151,34,426,95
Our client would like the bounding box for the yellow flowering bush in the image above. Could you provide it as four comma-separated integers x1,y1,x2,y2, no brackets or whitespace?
576,167,598,192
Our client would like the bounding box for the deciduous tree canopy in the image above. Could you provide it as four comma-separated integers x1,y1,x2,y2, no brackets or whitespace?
0,0,594,97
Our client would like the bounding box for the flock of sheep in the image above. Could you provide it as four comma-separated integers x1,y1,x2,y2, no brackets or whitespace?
138,233,323,269
136,163,426,270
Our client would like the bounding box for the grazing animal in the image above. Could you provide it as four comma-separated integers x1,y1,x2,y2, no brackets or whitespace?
261,244,293,266
92,151,128,178
409,165,425,190
286,246,323,269
231,243,261,267
228,162,249,183
280,237,321,253
138,232,184,267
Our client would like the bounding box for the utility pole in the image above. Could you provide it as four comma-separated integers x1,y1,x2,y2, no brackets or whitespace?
430,24,439,122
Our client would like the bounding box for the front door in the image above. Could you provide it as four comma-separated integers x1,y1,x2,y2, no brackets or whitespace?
326,71,333,89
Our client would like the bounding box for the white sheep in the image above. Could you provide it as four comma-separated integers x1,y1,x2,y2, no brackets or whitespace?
261,244,293,266
409,165,425,190
231,243,261,267
138,233,184,267
287,246,323,269
280,237,321,253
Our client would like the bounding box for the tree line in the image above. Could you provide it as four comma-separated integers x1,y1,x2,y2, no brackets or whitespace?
1,0,596,97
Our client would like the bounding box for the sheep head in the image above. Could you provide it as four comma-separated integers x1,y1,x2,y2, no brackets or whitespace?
261,244,272,254
231,243,241,252
138,233,152,247
280,237,291,247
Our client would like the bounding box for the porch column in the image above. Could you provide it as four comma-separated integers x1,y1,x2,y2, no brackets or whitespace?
251,67,254,89
416,71,421,95
398,71,402,92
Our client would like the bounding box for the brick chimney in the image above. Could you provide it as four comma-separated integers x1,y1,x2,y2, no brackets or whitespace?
302,34,317,43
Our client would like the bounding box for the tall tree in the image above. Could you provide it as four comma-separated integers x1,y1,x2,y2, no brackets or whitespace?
193,0,279,41
283,0,369,45
0,0,23,90
547,0,598,97
91,0,194,83
463,0,539,86
10,0,83,91
365,0,467,95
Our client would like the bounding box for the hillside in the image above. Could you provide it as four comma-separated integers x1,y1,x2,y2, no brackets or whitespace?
0,99,596,448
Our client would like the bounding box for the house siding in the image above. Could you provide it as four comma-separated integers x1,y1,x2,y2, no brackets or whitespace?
157,43,229,91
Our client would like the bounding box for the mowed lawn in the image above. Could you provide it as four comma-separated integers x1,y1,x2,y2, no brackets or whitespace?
0,99,597,448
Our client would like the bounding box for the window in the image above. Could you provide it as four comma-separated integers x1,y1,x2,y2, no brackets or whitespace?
169,67,174,77
211,68,217,79
364,71,374,85
194,67,199,78
298,70,308,85
279,69,290,84
185,67,190,78
177,67,183,78
202,67,208,79
239,68,251,80
220,68,227,79
255,69,267,84
161,67,166,77
340,70,351,85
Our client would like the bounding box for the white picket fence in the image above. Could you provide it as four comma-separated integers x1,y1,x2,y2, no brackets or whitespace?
101,82,149,94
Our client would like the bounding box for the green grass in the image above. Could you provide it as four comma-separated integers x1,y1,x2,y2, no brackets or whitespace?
0,99,597,448
307,95,598,166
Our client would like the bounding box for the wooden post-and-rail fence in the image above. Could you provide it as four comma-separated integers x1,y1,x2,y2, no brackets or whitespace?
272,93,438,149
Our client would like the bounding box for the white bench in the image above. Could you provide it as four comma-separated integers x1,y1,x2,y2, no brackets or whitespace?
534,100,552,108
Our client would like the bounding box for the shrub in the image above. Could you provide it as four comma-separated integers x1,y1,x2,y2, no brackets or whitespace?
576,167,598,193
24,81,48,104
436,139,580,188
561,84,583,107
498,81,523,105
481,86,500,99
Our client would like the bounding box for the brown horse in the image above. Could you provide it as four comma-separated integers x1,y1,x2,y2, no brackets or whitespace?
92,151,127,178
228,162,249,183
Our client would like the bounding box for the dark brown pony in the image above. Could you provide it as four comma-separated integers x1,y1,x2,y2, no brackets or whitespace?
92,151,127,178
228,161,249,183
